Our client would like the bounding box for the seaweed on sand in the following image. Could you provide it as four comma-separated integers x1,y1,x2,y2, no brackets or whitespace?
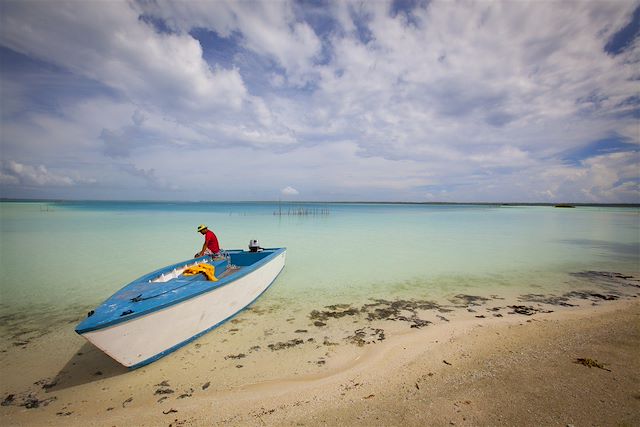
309,306,360,322
564,291,619,302
20,394,57,409
346,327,385,346
224,353,246,360
1,394,14,406
508,305,553,316
519,294,577,307
309,298,441,329
570,271,640,288
268,338,304,351
449,294,490,307
362,299,440,328
574,358,611,372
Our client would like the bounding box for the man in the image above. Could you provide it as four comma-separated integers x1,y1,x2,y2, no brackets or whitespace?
196,224,220,257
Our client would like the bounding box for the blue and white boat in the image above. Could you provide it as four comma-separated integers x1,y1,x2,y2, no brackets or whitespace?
76,247,286,368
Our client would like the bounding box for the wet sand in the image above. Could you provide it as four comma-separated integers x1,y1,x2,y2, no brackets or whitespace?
1,272,639,426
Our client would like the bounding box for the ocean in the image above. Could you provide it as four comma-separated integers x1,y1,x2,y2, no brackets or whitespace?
1,201,638,326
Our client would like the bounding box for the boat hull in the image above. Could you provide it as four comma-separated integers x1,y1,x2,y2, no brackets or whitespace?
79,249,286,368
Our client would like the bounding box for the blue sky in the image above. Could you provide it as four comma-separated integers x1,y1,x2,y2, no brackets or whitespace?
1,0,639,203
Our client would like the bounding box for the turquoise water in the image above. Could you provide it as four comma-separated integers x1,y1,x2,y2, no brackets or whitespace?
1,201,638,321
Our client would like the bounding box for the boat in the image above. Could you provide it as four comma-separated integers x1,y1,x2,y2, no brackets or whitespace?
75,246,286,368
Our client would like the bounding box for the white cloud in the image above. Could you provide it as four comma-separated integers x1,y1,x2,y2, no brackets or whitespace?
0,1,248,115
0,0,638,202
281,186,299,196
2,161,74,187
312,0,639,162
139,0,322,85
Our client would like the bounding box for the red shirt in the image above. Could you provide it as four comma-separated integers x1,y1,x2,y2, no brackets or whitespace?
204,230,220,253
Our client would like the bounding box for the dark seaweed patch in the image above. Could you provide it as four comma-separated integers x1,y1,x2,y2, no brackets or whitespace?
309,307,360,322
346,327,385,346
519,294,577,307
508,305,553,316
363,300,436,328
18,394,57,409
268,338,304,351
449,294,489,307
1,394,14,406
177,388,194,399
564,291,619,301
224,353,246,360
570,271,640,288
309,299,442,330
323,337,339,346
364,299,442,313
574,357,611,371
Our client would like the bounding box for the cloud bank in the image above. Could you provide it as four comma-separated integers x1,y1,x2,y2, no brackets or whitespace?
1,0,638,202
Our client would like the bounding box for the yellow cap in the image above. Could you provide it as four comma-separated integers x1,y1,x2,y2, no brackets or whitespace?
197,224,207,232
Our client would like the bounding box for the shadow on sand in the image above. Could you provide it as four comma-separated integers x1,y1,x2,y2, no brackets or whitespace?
44,343,129,393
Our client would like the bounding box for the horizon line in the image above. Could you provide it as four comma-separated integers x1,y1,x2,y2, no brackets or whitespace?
1,197,639,207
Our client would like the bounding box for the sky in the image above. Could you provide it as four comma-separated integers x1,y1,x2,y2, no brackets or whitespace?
0,0,639,203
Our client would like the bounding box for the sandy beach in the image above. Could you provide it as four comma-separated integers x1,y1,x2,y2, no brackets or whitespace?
2,278,639,426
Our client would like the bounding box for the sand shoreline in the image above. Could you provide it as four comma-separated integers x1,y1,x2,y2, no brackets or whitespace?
2,293,639,426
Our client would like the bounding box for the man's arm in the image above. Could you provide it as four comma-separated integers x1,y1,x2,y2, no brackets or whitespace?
198,241,207,257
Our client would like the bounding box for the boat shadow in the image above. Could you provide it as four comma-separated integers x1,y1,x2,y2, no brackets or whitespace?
45,343,129,392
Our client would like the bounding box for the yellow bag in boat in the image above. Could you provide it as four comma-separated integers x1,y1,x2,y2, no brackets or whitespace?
183,263,217,281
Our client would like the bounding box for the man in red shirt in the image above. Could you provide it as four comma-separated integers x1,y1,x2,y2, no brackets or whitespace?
196,224,220,257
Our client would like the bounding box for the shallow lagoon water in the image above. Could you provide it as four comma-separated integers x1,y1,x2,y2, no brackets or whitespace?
0,201,638,331
0,201,639,415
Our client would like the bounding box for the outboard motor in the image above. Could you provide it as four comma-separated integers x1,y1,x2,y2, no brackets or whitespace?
249,239,262,252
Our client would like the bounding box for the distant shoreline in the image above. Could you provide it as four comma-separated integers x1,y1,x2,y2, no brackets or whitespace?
1,198,639,208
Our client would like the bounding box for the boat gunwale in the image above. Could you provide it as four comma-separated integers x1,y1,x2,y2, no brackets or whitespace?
75,247,286,334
